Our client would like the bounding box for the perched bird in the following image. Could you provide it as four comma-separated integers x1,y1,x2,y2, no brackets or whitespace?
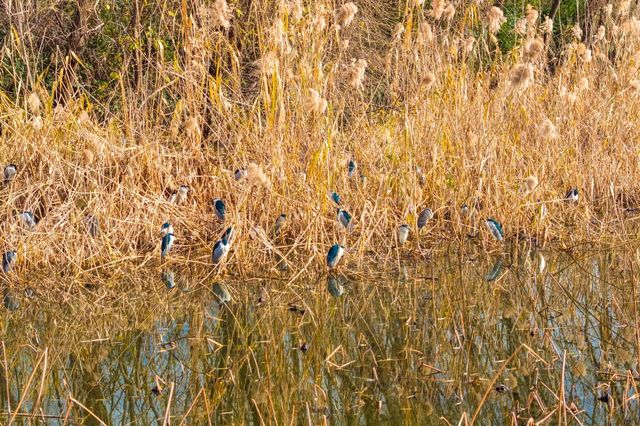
417,208,433,229
19,211,36,229
175,185,189,204
212,233,231,264
565,188,579,203
160,221,174,236
461,204,470,218
397,224,410,245
273,214,286,236
85,215,99,237
3,164,17,185
2,251,17,273
234,168,247,181
330,191,341,205
485,218,504,241
348,160,357,178
213,198,226,221
161,229,175,259
337,208,353,231
327,244,345,269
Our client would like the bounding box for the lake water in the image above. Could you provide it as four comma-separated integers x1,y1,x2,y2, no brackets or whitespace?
0,250,637,424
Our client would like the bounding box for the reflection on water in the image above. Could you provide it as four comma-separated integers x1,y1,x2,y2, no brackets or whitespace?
0,250,638,424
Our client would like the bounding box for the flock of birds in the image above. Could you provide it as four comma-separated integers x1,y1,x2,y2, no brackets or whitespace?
0,160,580,275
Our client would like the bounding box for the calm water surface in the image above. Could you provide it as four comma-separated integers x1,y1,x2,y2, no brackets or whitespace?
0,250,638,424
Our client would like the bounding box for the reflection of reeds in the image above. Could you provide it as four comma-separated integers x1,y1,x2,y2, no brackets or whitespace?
0,252,638,423
1,2,640,274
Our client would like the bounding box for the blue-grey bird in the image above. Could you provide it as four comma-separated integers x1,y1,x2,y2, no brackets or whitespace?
461,204,470,218
161,230,175,259
85,215,99,237
3,164,16,185
234,168,247,181
273,214,286,236
485,218,504,241
2,251,16,273
330,191,341,205
160,221,174,236
417,207,433,229
213,198,226,221
348,160,357,178
397,224,410,245
564,188,579,203
212,229,232,264
176,185,189,204
162,270,175,289
337,208,353,230
19,211,36,229
327,244,345,269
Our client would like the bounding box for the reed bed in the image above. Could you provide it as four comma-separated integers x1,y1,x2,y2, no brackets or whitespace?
1,1,640,273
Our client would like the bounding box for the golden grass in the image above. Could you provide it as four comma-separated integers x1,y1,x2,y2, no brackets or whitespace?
1,2,640,273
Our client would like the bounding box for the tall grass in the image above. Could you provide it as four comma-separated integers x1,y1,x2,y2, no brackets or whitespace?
1,1,640,272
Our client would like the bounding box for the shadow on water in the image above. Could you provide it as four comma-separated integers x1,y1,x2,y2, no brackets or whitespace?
0,250,638,423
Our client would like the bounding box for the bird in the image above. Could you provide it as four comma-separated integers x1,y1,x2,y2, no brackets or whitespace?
485,218,504,241
175,185,189,204
273,214,286,236
337,208,353,230
461,204,470,218
161,228,175,259
348,160,357,178
234,168,247,181
168,192,177,203
397,224,410,245
417,208,433,229
160,221,174,236
213,198,226,221
3,164,17,185
327,244,345,269
565,188,579,203
85,215,99,237
2,251,16,273
19,211,36,229
212,232,231,264
162,270,175,289
330,191,341,205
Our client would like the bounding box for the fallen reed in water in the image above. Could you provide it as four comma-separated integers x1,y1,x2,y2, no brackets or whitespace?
1,1,640,273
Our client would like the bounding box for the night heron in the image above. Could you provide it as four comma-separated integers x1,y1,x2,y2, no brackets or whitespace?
485,218,504,241
3,164,16,185
2,251,16,273
564,188,579,203
212,227,233,264
337,208,352,231
273,214,286,236
161,226,175,258
175,185,189,204
213,198,226,221
327,244,345,269
397,224,410,245
19,211,36,229
417,207,433,229
348,160,357,178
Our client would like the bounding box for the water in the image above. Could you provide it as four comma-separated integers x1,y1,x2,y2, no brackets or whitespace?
0,251,638,424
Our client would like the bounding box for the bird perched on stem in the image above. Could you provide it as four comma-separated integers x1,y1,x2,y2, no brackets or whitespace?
3,164,16,185
213,199,226,221
273,214,286,237
337,208,353,231
212,227,233,264
397,224,410,245
161,225,175,259
485,218,504,241
2,251,16,273
327,244,345,270
417,208,433,229
175,185,189,205
564,188,579,203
